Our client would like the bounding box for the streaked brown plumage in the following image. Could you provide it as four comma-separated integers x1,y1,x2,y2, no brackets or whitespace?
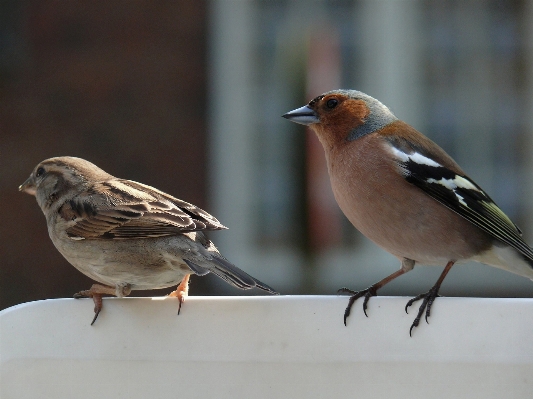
20,156,277,324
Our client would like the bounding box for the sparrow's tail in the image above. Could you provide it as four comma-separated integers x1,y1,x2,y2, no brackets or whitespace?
184,257,279,294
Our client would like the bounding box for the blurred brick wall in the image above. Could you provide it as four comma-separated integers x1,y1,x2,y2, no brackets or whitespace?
0,1,212,310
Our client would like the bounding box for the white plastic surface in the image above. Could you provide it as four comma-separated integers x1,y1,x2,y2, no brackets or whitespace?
1,295,533,398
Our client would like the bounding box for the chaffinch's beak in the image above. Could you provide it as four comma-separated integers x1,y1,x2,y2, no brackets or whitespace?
19,176,36,195
282,105,319,126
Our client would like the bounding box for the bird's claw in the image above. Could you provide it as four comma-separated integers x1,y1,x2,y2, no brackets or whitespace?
168,274,190,315
339,286,378,326
90,306,101,325
337,287,357,295
73,289,103,325
73,290,90,299
405,287,441,336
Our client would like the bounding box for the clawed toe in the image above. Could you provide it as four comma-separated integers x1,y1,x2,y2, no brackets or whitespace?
168,274,190,315
90,294,103,325
178,297,184,315
340,286,378,326
404,260,454,336
72,284,116,325
337,287,357,296
73,291,102,325
337,261,454,335
73,290,90,299
405,287,441,337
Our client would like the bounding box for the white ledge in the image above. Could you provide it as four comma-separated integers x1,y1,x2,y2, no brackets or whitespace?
1,296,533,398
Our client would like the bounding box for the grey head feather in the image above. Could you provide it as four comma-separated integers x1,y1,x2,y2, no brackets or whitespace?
325,90,398,141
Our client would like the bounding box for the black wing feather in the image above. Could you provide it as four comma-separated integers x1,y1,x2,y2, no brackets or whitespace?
398,156,533,262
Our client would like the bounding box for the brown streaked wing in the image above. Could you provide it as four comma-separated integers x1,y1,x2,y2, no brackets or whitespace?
116,179,227,231
61,179,227,240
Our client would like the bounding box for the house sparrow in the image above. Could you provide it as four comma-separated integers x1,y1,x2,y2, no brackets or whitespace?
20,156,277,324
283,89,533,335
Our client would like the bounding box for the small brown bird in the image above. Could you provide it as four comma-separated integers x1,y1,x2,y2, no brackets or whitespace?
284,89,533,335
20,156,277,324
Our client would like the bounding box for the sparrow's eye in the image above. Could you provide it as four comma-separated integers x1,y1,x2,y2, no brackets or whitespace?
326,98,338,109
36,167,45,177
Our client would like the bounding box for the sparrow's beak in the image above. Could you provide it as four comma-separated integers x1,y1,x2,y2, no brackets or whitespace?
19,176,36,196
282,105,319,126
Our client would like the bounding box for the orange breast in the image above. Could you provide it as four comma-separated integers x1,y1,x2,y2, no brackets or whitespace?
323,133,491,265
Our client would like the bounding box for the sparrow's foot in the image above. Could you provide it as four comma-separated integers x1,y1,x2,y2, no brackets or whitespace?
73,283,117,325
337,285,378,326
168,274,190,315
405,285,441,337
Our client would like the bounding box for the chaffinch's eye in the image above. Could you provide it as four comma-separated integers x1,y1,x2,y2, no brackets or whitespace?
326,98,338,109
36,167,45,177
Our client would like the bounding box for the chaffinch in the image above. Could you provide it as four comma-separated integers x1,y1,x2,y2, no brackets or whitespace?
20,157,277,324
283,89,533,335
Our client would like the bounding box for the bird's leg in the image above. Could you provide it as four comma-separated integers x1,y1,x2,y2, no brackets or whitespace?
73,283,118,325
338,259,415,326
405,260,455,336
168,274,190,315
